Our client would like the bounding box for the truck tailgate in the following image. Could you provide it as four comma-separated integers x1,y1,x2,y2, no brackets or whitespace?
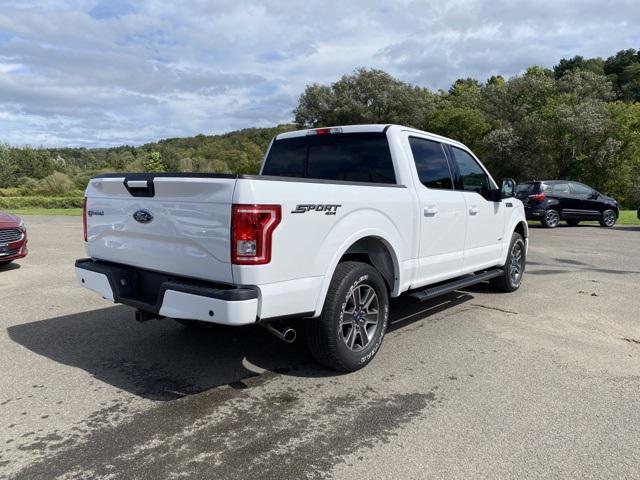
84,174,236,284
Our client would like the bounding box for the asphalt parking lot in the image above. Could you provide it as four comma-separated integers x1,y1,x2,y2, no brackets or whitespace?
1,216,639,479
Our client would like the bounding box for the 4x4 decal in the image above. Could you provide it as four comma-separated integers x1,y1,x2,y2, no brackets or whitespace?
291,204,342,215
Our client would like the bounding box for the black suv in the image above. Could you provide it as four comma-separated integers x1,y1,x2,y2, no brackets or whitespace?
516,180,619,228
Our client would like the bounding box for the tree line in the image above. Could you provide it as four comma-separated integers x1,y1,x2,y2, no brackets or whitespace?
1,48,639,206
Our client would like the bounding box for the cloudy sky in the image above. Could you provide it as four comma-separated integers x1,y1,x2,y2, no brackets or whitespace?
0,0,638,147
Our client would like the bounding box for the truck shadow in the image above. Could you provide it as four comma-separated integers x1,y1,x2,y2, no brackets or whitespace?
7,292,472,401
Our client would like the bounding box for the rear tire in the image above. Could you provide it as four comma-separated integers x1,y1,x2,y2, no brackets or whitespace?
0,260,13,266
306,261,389,372
599,209,617,228
566,219,580,226
541,209,559,228
490,232,526,292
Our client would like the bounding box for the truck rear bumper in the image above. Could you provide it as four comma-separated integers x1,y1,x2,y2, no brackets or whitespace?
75,258,258,325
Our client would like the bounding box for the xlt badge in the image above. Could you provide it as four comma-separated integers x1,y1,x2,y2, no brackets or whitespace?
291,204,342,215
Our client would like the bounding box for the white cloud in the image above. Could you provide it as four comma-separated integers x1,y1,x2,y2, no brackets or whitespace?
0,0,638,146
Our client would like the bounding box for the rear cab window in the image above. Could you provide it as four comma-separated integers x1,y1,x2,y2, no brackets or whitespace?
262,132,396,184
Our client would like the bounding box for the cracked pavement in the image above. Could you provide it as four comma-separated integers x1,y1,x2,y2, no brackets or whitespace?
1,217,639,479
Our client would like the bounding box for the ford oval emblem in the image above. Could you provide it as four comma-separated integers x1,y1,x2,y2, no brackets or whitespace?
133,209,153,224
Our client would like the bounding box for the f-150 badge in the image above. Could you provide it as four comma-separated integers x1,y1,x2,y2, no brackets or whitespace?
291,204,342,215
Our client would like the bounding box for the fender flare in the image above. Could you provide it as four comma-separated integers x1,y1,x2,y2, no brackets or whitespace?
312,228,404,317
501,216,529,264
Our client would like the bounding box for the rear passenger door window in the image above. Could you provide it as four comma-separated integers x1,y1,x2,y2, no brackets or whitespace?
450,147,491,197
551,183,571,195
408,137,453,189
570,182,592,196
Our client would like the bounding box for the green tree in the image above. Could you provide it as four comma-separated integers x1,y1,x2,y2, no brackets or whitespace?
619,63,640,102
0,144,18,187
143,151,166,173
480,68,556,124
37,172,76,195
293,84,333,127
606,102,640,205
427,106,490,148
447,78,482,110
557,70,615,102
604,48,640,101
11,147,55,180
554,55,605,78
294,68,435,128
449,78,481,95
178,157,194,172
478,66,618,187
486,75,505,87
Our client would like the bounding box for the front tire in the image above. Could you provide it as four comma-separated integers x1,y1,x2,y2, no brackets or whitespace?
490,232,526,292
599,209,617,228
541,209,560,228
306,261,389,372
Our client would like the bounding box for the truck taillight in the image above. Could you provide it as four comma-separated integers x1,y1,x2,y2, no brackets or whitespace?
231,204,281,265
82,197,88,242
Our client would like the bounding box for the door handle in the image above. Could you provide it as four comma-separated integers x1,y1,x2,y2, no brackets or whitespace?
424,206,438,217
469,206,479,215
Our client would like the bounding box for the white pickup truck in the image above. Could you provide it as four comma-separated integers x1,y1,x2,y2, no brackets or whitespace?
76,124,527,371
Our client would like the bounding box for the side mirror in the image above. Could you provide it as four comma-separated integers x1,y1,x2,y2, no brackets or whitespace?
501,178,516,199
590,191,600,199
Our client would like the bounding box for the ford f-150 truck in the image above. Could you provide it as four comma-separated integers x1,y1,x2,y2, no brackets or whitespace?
76,124,527,371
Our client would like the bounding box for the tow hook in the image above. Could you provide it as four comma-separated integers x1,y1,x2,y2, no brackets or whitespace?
262,321,297,343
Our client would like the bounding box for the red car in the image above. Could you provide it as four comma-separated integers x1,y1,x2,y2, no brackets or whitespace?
0,212,28,265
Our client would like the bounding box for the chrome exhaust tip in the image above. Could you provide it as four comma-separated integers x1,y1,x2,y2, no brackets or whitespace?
262,321,296,343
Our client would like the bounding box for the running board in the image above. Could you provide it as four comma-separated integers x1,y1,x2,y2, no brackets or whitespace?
408,269,503,302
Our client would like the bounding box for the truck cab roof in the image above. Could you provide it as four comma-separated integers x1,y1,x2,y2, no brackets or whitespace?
275,124,467,149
